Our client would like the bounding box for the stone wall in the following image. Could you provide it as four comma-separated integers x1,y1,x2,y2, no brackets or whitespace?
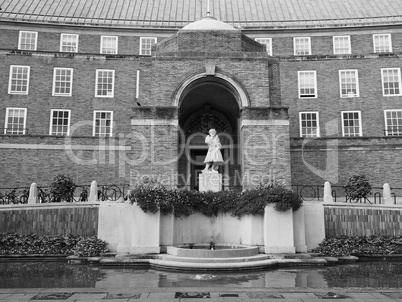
0,203,99,236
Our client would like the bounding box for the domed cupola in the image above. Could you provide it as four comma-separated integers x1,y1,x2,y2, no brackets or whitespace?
181,15,238,31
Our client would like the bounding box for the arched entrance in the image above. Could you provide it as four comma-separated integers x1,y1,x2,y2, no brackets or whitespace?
176,74,247,191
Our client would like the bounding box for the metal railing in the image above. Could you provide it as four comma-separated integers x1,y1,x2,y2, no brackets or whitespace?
0,184,129,205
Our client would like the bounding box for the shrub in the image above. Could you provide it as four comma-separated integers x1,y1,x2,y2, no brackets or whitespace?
345,174,372,201
71,236,108,257
49,174,76,202
129,179,302,218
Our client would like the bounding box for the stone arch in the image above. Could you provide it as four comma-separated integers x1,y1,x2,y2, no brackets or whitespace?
172,71,250,108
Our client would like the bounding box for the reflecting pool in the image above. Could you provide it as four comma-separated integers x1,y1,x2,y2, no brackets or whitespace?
1,261,402,289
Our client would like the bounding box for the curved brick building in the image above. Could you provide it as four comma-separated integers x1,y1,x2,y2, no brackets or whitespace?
1,0,402,191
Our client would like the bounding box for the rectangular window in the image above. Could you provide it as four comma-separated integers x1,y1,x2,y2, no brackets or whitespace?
101,36,118,54
294,37,311,55
4,108,27,135
8,65,30,94
339,70,359,97
381,68,401,96
333,36,351,54
342,111,362,137
373,34,392,53
50,109,71,136
95,69,115,97
299,112,319,137
384,110,402,136
60,34,78,52
18,31,37,50
298,71,317,98
139,37,157,55
93,111,113,137
255,38,272,55
53,68,73,96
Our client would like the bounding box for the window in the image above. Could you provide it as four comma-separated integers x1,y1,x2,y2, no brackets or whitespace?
373,34,392,53
299,112,319,137
255,38,272,55
60,34,78,52
4,108,27,134
339,70,359,97
8,65,30,94
298,71,317,98
139,37,157,55
384,110,402,136
53,68,73,96
93,111,113,137
333,36,351,54
50,110,71,136
294,37,311,55
101,36,118,54
341,111,362,137
95,69,115,97
18,31,37,50
381,68,401,96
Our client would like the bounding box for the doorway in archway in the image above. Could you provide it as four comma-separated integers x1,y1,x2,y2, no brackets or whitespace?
178,79,241,191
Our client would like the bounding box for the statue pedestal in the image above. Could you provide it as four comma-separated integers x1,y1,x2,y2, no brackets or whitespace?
199,171,222,192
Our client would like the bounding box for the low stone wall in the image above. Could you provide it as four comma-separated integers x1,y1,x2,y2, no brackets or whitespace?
324,203,402,237
0,203,100,237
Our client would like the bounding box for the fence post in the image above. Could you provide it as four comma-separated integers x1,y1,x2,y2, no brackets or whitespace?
323,181,333,203
28,183,38,204
383,183,393,205
88,181,98,202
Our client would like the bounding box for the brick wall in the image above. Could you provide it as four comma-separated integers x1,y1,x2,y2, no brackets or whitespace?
324,204,402,237
0,204,99,236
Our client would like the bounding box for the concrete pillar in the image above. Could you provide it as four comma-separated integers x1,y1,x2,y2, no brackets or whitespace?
304,201,325,251
27,183,38,204
88,181,98,202
264,205,295,253
293,206,307,253
323,181,333,203
383,183,393,205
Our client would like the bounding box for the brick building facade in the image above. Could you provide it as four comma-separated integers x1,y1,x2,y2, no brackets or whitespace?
1,0,402,190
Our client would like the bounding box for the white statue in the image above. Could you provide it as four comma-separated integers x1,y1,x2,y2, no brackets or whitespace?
203,128,223,172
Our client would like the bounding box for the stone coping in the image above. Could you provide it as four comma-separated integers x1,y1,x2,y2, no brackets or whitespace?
0,202,101,210
323,201,402,210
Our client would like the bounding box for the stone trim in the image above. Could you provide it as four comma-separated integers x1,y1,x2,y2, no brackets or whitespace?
0,144,130,151
131,119,179,126
241,120,289,127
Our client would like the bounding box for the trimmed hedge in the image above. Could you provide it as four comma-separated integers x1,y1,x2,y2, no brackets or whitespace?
0,233,108,257
129,179,303,218
312,236,402,257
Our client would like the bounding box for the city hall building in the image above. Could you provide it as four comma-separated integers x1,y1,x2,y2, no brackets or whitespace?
1,0,402,191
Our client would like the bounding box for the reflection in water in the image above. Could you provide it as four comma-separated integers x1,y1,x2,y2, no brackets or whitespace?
0,262,402,288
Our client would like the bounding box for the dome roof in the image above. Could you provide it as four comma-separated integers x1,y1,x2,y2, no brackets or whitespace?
181,16,238,31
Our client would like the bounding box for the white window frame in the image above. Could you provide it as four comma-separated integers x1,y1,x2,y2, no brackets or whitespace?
60,33,79,53
298,71,317,98
373,34,392,53
4,107,27,135
333,36,351,54
139,37,157,55
8,65,30,95
101,36,118,54
18,31,38,51
384,110,402,136
255,38,272,55
52,68,73,96
341,111,362,137
49,109,71,136
339,70,360,98
294,37,311,55
299,112,320,138
95,69,115,98
93,110,113,137
381,68,401,96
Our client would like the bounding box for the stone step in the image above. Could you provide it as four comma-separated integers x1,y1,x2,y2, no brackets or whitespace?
156,253,272,263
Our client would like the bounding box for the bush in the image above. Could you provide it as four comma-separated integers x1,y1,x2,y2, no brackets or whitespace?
0,233,107,256
49,174,76,202
312,236,402,257
71,236,108,257
129,178,302,218
345,174,372,201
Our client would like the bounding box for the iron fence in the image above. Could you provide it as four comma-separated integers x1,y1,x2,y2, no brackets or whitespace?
0,184,129,205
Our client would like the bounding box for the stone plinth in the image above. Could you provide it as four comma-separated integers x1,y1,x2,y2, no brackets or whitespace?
199,171,222,192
